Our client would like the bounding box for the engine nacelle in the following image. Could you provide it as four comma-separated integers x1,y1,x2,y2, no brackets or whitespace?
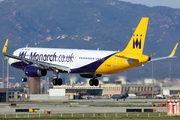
24,66,47,77
80,74,102,78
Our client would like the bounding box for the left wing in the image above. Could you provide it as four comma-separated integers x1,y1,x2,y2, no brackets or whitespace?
2,39,71,73
151,43,178,61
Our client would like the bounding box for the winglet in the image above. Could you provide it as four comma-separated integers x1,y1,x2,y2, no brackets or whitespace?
2,39,8,53
169,43,178,57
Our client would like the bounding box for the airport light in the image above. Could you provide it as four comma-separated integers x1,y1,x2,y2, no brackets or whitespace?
1,56,9,88
7,57,9,88
150,52,155,98
169,59,172,83
1,57,5,88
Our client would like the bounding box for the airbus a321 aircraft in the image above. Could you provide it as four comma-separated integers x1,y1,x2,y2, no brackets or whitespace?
2,17,178,86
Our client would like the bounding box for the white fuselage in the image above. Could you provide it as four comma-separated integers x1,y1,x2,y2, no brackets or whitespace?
9,47,117,74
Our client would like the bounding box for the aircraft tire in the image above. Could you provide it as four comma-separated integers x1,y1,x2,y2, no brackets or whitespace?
94,79,99,86
22,78,24,82
53,78,58,85
24,78,27,82
57,78,62,85
89,79,93,86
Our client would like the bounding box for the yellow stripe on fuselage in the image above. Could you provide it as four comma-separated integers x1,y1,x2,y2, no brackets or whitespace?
95,52,149,74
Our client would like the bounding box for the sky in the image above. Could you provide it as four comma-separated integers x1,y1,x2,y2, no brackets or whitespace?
119,0,180,9
0,0,180,8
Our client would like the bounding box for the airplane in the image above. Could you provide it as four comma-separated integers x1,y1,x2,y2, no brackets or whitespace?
111,89,129,101
2,17,178,86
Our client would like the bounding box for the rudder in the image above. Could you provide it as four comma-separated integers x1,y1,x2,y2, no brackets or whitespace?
122,17,149,54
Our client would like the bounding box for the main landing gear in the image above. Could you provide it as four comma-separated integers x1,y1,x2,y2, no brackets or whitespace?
89,79,99,86
21,77,63,86
52,69,63,86
53,78,62,85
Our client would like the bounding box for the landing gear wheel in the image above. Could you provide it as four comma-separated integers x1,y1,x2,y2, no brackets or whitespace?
22,77,27,82
89,79,99,86
94,79,99,86
53,78,63,86
57,78,62,85
89,79,93,86
53,78,58,85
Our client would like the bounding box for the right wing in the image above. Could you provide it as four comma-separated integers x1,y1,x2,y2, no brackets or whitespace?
151,43,178,61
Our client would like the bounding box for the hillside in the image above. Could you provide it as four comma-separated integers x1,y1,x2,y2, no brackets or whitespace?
0,0,180,82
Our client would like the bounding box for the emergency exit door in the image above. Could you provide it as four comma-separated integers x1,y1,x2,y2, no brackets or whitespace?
112,56,118,67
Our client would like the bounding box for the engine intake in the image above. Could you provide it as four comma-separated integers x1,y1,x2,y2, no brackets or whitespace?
24,66,47,77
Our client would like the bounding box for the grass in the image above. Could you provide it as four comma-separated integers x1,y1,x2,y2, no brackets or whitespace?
0,112,180,120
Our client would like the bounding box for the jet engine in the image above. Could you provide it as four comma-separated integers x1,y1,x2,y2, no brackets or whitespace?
24,65,47,77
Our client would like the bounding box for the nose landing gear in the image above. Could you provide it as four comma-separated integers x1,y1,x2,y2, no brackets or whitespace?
22,77,27,82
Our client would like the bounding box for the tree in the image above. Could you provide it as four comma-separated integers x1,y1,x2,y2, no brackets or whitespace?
41,86,45,94
21,83,26,88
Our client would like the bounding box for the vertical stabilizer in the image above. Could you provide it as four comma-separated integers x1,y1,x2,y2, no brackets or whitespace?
122,17,149,54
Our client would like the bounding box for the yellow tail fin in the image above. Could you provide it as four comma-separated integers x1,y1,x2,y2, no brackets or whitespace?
122,17,149,54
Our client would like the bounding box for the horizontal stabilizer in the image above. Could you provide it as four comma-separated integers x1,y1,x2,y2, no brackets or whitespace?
113,55,137,64
113,55,137,60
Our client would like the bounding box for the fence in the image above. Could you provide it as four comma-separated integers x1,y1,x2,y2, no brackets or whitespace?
0,112,180,119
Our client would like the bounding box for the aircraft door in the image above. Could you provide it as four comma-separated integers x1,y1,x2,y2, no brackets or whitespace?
74,53,78,65
112,56,118,67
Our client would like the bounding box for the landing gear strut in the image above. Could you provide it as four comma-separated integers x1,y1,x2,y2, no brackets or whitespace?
89,79,99,86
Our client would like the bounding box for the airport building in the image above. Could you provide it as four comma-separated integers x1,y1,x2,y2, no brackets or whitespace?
0,88,24,102
53,80,156,99
9,88,24,99
0,88,9,102
162,84,180,95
